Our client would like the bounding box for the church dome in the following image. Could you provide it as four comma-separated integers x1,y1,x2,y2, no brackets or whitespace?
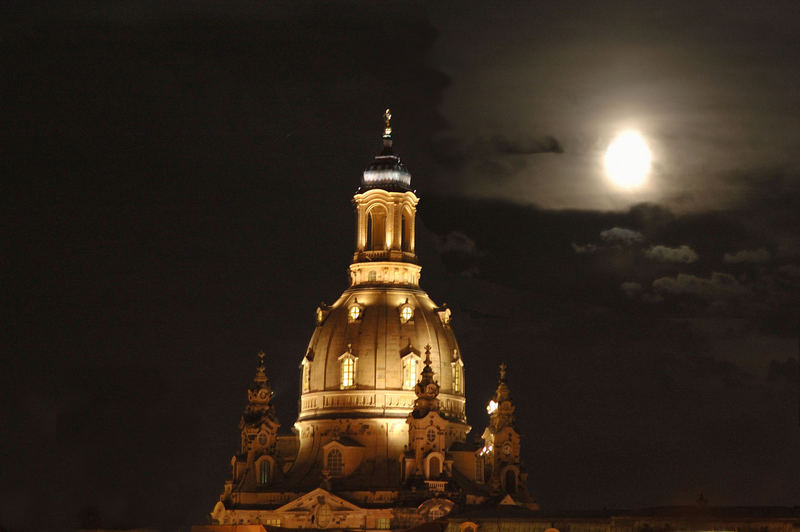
299,286,465,423
298,108,465,424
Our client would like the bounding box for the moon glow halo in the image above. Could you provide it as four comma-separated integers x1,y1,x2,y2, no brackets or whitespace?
604,130,652,188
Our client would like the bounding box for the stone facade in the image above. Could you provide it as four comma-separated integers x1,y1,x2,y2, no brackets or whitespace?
206,112,536,530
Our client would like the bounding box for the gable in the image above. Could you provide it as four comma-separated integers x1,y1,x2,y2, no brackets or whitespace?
275,487,363,513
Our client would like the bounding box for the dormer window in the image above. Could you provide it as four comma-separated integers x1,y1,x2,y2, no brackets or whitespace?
316,305,330,325
451,355,464,394
402,355,420,390
399,303,414,324
339,346,358,389
301,359,311,393
348,300,364,322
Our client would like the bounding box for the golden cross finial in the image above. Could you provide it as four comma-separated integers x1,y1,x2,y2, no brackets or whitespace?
383,108,392,138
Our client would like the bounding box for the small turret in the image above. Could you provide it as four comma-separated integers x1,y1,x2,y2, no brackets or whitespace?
412,346,441,416
481,364,536,507
486,363,515,431
239,352,280,457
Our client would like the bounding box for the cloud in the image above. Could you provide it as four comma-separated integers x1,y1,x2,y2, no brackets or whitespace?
652,272,748,299
723,248,771,264
644,245,699,263
600,227,644,245
641,292,664,304
489,134,564,155
572,242,598,254
620,282,642,298
438,231,478,255
430,134,564,182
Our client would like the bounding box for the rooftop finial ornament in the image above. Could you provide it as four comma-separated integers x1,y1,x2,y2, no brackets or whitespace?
383,108,392,139
255,351,267,384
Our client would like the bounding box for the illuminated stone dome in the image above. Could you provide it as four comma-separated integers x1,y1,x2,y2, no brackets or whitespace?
300,286,465,423
299,110,465,423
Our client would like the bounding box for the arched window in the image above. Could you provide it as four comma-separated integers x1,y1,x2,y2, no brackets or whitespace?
302,362,311,392
368,207,386,250
429,456,441,478
474,456,484,483
402,210,412,252
368,270,377,282
366,213,373,249
400,214,406,251
327,449,343,476
259,460,270,486
341,357,355,388
452,363,461,393
402,356,418,390
504,469,516,493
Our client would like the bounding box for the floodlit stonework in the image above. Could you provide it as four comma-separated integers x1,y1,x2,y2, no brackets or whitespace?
206,111,536,530
195,112,800,532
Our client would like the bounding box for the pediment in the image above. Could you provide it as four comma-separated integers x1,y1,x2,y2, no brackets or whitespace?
275,487,363,513
498,494,518,506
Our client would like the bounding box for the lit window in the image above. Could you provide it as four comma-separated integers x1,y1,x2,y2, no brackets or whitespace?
264,519,280,526
402,357,418,390
400,305,414,323
349,305,361,321
341,357,355,388
259,460,270,486
302,362,311,392
327,449,343,476
376,517,391,529
368,270,377,282
452,364,461,393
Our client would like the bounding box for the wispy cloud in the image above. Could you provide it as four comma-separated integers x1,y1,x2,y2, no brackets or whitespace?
600,227,644,245
652,272,748,299
723,248,771,264
644,245,698,263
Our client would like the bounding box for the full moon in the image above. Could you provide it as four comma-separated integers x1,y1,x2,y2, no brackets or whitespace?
604,130,651,188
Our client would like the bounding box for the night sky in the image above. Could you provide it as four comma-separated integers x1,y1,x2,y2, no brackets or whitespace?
3,2,800,530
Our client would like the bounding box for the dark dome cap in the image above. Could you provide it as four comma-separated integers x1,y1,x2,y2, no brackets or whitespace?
360,108,412,191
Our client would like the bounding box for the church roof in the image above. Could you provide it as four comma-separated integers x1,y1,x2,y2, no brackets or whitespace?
360,108,412,191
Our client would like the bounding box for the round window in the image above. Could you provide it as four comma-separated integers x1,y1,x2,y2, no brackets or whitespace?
349,305,361,321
